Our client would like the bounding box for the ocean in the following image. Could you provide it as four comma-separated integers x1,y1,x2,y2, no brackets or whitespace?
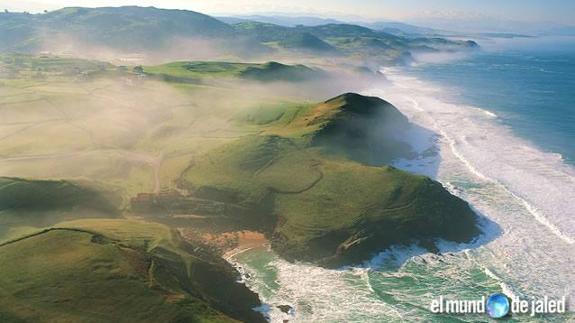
230,36,575,322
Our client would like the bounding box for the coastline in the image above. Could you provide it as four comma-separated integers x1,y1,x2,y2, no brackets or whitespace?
179,228,269,257
226,64,575,322
372,64,575,242
367,64,575,308
223,231,270,261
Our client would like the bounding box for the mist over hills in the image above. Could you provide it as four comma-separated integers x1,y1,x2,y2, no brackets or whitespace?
0,6,478,64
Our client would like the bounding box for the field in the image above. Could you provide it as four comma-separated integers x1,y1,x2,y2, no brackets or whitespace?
0,219,264,323
0,55,290,203
0,55,301,321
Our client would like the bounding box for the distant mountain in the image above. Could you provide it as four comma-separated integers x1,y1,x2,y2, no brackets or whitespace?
0,6,479,65
366,21,440,36
0,6,234,52
233,21,336,52
221,15,443,37
301,23,382,38
0,12,40,52
219,15,344,27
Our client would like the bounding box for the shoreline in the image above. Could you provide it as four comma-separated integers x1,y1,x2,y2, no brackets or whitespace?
223,231,270,261
178,227,269,257
368,66,575,308
368,66,575,241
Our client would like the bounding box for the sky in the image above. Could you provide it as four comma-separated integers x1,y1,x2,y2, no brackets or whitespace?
3,0,575,29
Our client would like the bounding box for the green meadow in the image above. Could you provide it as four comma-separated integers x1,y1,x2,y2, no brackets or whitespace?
0,219,264,323
0,53,479,321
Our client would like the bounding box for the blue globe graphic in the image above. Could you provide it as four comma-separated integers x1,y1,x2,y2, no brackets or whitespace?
486,293,510,318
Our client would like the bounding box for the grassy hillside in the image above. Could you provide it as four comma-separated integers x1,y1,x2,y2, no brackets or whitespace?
234,22,336,53
142,60,324,83
299,93,413,164
0,177,118,212
180,93,480,267
0,177,122,241
240,61,324,82
1,54,328,221
0,219,265,323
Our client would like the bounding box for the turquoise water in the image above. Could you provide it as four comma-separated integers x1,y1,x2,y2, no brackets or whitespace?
231,37,575,322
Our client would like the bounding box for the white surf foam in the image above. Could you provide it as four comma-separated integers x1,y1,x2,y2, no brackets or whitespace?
369,68,575,245
233,250,408,322
366,68,575,308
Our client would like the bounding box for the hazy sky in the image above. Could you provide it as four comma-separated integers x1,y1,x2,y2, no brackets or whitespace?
4,0,575,26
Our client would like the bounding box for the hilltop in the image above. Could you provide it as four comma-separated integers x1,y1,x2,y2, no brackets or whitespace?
175,93,481,267
142,60,325,83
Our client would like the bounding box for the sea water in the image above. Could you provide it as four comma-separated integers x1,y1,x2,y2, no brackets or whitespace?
231,36,575,322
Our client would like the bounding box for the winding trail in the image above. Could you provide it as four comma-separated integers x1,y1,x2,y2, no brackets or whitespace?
0,227,106,248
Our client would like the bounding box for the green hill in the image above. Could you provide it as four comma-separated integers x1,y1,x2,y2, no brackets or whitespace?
0,177,118,212
231,21,476,63
179,93,480,267
0,219,265,323
233,22,336,53
0,177,122,241
239,61,324,81
306,93,413,165
0,6,234,52
142,60,324,83
0,13,38,52
301,23,386,38
275,32,336,52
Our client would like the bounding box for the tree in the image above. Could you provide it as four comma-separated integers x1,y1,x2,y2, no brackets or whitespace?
133,65,144,74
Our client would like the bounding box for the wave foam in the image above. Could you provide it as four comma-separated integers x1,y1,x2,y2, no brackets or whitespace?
367,68,575,308
369,70,575,245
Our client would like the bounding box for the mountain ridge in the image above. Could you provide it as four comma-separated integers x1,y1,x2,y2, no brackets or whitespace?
0,6,479,64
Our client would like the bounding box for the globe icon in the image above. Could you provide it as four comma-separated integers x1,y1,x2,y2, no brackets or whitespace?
486,293,510,318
